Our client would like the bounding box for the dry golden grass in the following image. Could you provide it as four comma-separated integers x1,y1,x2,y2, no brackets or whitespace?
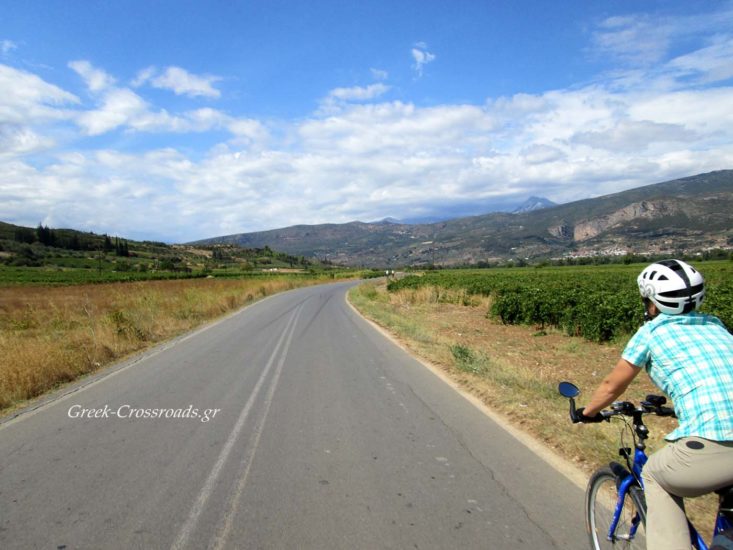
349,281,719,540
0,277,320,411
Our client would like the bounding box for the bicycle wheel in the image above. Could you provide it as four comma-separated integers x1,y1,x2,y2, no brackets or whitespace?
586,466,647,549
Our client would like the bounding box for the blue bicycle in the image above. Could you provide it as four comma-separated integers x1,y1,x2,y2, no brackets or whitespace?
558,381,733,550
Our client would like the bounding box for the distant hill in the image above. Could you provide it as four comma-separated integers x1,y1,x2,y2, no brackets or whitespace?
512,196,557,214
0,221,320,274
193,170,733,266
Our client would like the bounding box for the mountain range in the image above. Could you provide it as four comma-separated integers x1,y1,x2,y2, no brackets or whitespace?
194,170,733,267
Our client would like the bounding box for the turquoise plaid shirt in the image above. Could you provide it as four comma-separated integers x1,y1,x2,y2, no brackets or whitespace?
622,312,733,442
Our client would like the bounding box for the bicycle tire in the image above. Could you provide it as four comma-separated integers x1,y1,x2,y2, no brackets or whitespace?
586,465,647,550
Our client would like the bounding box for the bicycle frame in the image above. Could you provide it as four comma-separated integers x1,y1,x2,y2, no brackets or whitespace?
557,382,733,549
610,445,733,550
687,501,733,550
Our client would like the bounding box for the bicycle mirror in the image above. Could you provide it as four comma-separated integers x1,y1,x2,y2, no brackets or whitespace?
558,381,580,398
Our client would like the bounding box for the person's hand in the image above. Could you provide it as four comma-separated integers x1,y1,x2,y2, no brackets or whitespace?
575,407,605,423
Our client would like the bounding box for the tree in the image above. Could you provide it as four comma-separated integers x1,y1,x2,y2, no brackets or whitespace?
114,238,129,257
14,227,36,244
36,224,56,246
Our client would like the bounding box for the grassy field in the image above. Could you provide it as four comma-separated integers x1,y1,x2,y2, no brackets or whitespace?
0,275,330,412
0,264,209,285
349,276,722,539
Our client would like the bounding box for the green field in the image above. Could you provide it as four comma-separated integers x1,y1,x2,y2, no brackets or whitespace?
388,261,733,341
0,265,209,285
0,220,373,286
0,265,376,286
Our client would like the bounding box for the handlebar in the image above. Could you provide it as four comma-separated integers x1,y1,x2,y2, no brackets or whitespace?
601,396,676,420
558,381,676,424
559,381,676,452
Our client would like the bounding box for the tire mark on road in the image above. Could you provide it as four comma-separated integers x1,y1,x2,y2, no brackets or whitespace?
171,303,304,550
209,302,304,550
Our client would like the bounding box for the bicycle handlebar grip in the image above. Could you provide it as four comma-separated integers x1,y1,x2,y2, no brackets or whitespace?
576,407,606,423
659,406,676,418
645,394,667,407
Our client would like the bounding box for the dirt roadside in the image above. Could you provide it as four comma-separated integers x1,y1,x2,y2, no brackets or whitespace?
347,281,718,538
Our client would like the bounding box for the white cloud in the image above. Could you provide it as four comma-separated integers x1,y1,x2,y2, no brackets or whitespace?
0,64,78,125
411,43,436,77
226,117,269,146
591,16,673,67
0,124,55,157
666,35,733,84
591,4,733,71
520,144,566,165
69,60,116,92
149,66,221,99
64,62,256,138
76,88,149,135
370,68,388,81
628,88,733,132
328,83,390,102
74,88,263,138
318,83,392,115
131,66,157,88
301,101,494,156
572,120,698,152
1,40,18,56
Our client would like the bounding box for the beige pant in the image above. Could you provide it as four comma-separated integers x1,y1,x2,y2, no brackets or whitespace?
642,437,733,550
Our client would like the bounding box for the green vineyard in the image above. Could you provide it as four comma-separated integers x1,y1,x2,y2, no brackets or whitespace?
388,262,733,342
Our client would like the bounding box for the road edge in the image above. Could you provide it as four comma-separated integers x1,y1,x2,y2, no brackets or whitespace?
0,286,296,430
344,286,588,492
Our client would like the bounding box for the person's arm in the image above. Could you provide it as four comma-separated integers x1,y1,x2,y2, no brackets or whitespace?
582,358,642,416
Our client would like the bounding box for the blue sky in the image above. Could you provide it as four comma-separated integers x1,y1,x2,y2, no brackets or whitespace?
1,1,732,242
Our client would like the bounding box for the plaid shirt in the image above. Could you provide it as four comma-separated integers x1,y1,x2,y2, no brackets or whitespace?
622,312,733,442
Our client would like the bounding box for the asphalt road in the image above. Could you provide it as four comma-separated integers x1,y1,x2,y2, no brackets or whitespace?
0,281,587,549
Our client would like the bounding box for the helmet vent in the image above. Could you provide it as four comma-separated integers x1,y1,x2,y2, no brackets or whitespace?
659,283,704,298
658,275,668,281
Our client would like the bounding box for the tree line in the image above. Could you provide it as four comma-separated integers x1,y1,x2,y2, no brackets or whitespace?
14,224,130,256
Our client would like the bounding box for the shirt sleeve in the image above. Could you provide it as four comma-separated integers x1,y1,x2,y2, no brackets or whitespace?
621,324,651,369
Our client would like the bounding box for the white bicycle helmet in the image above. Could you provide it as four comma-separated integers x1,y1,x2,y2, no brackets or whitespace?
637,259,705,315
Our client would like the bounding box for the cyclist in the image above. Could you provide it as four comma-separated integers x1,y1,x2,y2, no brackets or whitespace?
577,259,733,550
